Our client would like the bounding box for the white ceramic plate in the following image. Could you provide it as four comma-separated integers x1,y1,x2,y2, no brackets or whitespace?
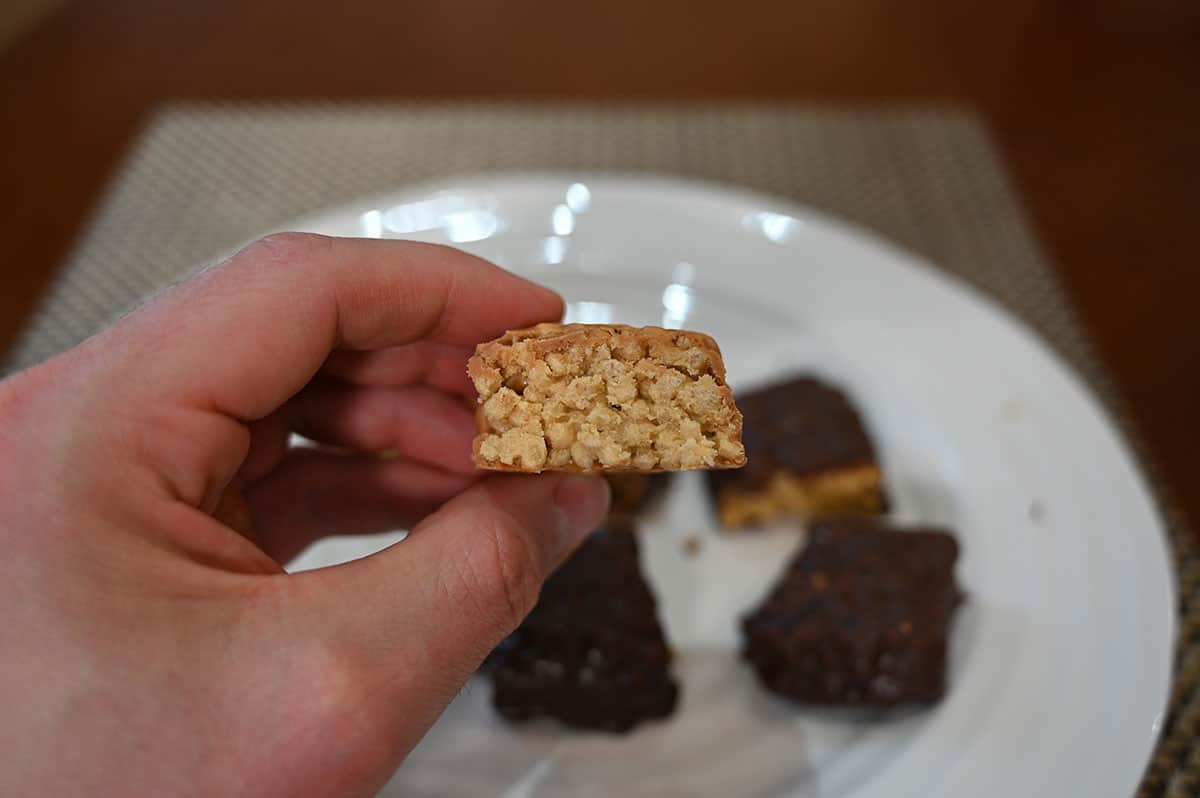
281,175,1174,798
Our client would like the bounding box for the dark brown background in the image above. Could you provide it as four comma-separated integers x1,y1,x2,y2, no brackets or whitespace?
2,0,1197,525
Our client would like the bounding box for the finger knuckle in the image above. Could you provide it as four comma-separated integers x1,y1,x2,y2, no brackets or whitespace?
289,639,378,737
237,232,331,265
455,511,543,633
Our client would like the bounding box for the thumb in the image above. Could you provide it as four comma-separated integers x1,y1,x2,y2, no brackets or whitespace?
398,473,612,664
291,472,610,717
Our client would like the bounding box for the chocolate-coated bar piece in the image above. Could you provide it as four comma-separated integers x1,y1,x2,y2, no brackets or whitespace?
489,520,679,732
708,376,886,527
742,517,962,706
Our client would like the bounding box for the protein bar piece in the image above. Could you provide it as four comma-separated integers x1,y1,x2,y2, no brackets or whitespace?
707,376,886,527
606,472,672,517
468,323,746,472
742,517,962,706
488,520,679,732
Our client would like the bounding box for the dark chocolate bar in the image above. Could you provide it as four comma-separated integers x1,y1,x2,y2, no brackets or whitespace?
742,517,962,706
488,521,679,732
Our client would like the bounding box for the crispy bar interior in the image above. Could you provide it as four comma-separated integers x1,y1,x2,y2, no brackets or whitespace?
468,323,746,472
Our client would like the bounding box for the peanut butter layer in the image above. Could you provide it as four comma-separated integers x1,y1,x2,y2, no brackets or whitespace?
468,323,746,473
714,464,886,528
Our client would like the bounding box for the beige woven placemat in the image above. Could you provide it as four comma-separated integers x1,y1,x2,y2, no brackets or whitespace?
3,103,1195,796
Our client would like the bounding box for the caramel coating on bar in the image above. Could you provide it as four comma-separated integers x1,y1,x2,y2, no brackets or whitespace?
468,323,746,472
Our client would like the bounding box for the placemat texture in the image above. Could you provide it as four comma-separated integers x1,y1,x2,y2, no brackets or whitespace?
3,104,1195,796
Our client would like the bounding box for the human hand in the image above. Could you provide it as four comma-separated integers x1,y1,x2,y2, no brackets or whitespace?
0,234,610,797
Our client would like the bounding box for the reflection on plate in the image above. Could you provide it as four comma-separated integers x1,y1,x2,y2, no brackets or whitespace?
282,175,1173,798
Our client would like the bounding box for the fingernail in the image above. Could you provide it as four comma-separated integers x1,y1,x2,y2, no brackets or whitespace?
552,475,611,556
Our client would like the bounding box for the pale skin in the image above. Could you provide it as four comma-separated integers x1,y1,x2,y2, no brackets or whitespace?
0,233,610,797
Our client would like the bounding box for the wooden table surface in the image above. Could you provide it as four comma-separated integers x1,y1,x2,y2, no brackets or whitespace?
2,1,1197,526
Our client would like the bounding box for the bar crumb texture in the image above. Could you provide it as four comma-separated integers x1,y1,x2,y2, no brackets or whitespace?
468,323,745,472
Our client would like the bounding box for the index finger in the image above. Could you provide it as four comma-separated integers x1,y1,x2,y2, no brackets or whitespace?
101,233,563,420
